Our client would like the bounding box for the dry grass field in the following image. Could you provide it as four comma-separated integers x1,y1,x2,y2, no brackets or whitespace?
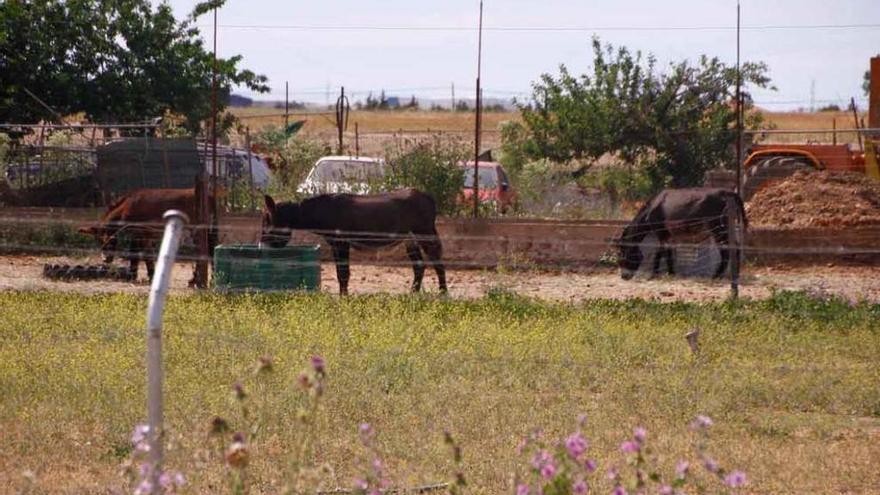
230,107,868,147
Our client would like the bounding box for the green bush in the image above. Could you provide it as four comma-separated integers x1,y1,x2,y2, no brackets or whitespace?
253,125,327,200
383,136,467,216
578,163,656,203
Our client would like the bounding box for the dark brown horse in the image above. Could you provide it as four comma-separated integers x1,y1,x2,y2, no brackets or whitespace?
261,189,447,295
614,188,747,280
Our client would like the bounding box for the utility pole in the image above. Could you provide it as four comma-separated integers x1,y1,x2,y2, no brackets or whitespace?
451,82,456,112
473,0,484,218
810,79,816,112
731,1,742,300
285,81,290,128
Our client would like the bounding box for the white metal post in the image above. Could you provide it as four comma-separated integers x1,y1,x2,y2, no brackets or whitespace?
145,210,188,493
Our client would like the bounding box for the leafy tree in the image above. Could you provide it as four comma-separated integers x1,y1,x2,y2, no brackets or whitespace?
864,56,876,97
0,0,267,133
511,37,773,188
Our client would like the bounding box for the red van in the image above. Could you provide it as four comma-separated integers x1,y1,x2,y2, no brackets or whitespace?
459,161,517,213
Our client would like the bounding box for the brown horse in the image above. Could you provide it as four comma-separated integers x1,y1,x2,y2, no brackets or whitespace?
79,188,216,281
614,188,747,280
261,189,447,295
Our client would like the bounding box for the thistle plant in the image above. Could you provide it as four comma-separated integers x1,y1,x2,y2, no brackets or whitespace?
205,354,330,495
122,424,186,495
444,430,467,495
513,415,746,495
514,415,598,495
350,422,391,495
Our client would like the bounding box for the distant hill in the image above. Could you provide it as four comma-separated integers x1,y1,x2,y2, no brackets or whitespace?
227,94,254,107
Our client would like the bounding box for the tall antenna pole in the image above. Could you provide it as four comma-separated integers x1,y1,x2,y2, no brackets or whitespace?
285,81,290,128
473,0,484,218
731,1,742,299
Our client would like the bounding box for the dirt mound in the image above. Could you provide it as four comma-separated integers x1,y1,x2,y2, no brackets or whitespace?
746,171,880,228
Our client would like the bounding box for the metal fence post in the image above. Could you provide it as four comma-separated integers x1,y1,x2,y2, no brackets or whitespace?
145,209,188,494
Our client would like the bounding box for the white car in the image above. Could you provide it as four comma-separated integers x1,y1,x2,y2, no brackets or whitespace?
297,156,386,195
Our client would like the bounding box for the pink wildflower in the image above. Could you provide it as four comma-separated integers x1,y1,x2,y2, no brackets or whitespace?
658,486,673,495
131,424,150,445
620,440,640,453
311,355,325,374
633,427,647,443
359,422,373,441
584,459,597,473
703,457,719,473
540,462,557,480
675,460,690,478
516,483,530,495
531,450,552,470
691,415,713,430
565,432,589,459
572,479,588,494
612,486,628,495
724,470,747,488
133,479,153,495
607,467,619,481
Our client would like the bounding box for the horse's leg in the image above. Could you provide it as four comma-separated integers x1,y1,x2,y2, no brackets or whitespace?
128,255,139,281
330,242,351,295
714,223,730,279
665,247,676,275
651,243,664,278
405,241,426,292
145,239,156,282
418,232,447,293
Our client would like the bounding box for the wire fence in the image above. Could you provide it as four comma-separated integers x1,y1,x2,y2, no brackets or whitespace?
0,207,878,304
1,123,878,299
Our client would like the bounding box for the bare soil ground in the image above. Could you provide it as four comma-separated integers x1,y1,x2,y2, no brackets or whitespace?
2,254,879,303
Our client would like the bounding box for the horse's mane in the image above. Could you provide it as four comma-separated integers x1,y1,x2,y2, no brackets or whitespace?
620,193,658,240
274,201,301,227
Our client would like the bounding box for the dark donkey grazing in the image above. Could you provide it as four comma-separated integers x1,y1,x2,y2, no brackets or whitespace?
79,188,216,281
261,189,447,295
614,188,747,280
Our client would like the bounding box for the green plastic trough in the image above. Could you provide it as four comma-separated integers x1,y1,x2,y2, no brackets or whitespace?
213,244,321,292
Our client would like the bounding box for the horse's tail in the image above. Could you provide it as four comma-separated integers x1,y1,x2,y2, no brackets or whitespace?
727,190,748,231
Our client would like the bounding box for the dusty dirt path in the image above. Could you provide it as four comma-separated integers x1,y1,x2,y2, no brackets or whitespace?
1,254,878,303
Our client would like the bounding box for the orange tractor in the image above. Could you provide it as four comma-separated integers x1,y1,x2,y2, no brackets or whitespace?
740,57,880,200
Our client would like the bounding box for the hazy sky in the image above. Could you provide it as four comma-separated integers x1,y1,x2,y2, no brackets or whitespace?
156,0,880,110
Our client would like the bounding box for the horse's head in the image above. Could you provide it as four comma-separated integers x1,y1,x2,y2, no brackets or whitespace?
260,194,299,248
79,225,117,263
614,228,642,280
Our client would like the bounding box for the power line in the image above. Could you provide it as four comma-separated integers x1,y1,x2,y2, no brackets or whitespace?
205,22,880,33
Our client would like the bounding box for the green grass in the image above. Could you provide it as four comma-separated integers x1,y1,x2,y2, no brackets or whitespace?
1,290,878,493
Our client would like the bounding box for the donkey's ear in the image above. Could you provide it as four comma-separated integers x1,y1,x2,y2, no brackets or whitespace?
263,194,276,212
